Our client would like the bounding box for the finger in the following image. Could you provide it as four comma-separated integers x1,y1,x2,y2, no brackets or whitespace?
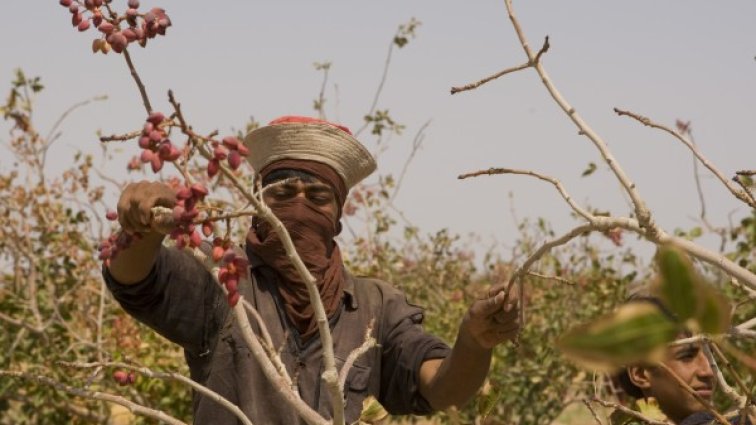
491,308,518,325
476,291,508,317
487,283,507,298
503,285,520,313
137,196,156,231
118,188,145,233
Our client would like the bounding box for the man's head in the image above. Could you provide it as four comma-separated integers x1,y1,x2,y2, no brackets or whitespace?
616,297,716,424
244,116,376,230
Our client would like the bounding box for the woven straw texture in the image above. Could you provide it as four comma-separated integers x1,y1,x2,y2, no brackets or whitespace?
244,122,376,188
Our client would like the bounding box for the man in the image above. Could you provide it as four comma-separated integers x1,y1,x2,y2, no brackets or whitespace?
105,116,520,424
616,297,753,425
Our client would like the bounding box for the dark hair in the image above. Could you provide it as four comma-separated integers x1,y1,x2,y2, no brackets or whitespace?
262,169,319,186
614,295,684,399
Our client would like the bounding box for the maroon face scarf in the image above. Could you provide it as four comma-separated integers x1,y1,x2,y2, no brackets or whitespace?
246,160,347,341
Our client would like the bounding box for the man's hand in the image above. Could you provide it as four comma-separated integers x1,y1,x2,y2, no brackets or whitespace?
117,180,176,234
419,284,521,410
108,181,176,285
460,284,521,350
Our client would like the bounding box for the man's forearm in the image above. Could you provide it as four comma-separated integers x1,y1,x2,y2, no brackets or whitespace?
419,327,493,410
107,231,165,285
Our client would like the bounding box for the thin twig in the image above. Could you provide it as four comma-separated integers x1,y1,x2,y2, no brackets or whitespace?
614,108,756,209
242,298,292,387
338,320,376,393
43,95,107,169
100,129,142,143
0,370,188,425
450,62,530,95
355,34,397,137
458,167,594,221
702,342,747,407
526,271,575,285
503,0,657,237
709,342,752,405
590,398,670,425
122,48,153,114
583,399,605,425
57,361,255,425
450,36,549,95
232,295,327,425
391,119,430,201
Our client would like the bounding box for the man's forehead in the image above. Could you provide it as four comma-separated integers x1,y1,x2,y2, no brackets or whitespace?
275,177,333,190
264,168,326,186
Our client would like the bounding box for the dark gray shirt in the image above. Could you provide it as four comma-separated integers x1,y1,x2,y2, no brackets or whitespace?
104,247,450,424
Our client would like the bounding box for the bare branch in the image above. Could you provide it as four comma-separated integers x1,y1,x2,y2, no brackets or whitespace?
502,0,657,236
232,295,328,425
590,398,670,425
242,298,292,386
58,361,255,425
339,320,377,393
459,167,593,221
506,222,599,295
583,399,605,425
708,343,750,408
526,271,575,285
450,36,549,95
99,129,142,143
0,370,188,425
122,48,153,114
613,108,756,209
450,62,530,95
355,28,400,137
738,317,756,331
391,119,431,201
701,343,747,407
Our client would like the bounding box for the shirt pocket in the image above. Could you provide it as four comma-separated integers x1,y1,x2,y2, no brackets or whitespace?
336,358,372,424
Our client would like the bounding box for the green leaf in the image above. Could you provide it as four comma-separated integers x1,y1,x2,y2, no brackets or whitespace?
557,303,679,371
654,246,698,321
581,162,597,177
653,245,731,334
608,407,635,425
359,396,388,423
695,284,731,334
688,227,702,239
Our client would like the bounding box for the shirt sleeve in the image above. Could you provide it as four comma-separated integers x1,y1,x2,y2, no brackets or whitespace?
103,246,228,356
377,285,452,415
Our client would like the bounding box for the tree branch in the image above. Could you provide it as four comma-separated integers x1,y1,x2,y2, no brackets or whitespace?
502,0,657,236
450,36,549,95
0,370,188,425
613,108,756,209
338,320,376,393
122,48,153,114
590,398,670,425
459,167,594,221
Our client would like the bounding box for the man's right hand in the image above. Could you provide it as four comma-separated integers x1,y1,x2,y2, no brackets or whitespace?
117,181,176,234
108,181,176,284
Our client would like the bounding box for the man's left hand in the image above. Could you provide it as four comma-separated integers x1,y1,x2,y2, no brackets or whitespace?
460,284,521,350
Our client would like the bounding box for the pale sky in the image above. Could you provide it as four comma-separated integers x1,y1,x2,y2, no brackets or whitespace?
2,1,755,264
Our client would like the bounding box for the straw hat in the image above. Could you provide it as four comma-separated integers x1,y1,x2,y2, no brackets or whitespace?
243,116,376,189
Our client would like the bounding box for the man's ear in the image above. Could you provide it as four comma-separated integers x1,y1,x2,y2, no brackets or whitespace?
627,365,652,391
